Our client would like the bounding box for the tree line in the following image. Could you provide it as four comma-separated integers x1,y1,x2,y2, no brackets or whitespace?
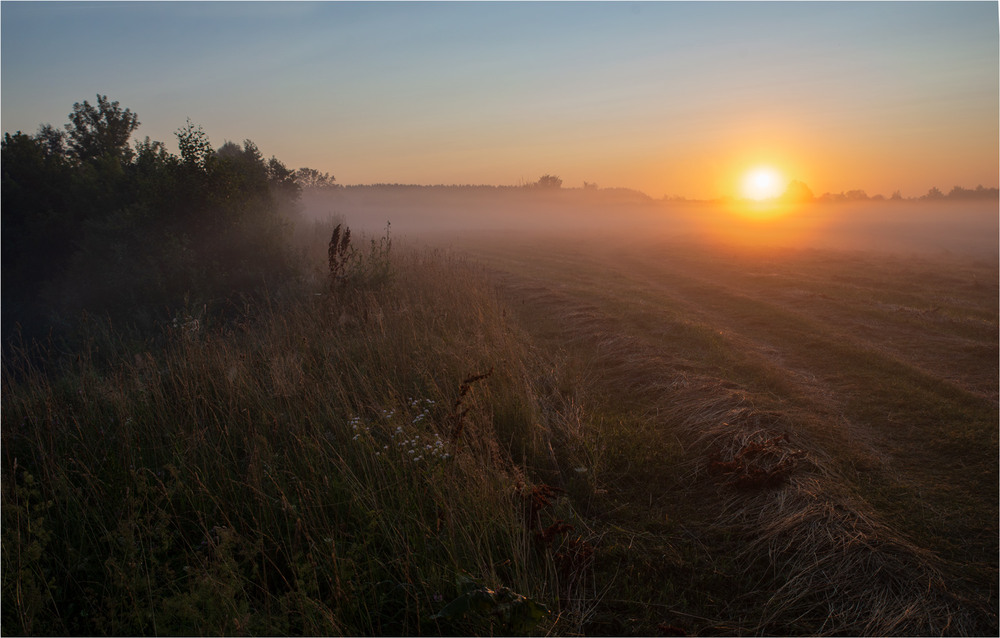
776,180,999,204
2,95,318,348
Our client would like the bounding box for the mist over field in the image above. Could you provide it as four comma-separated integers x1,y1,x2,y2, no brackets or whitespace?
3,1,998,635
302,185,1000,256
2,93,997,638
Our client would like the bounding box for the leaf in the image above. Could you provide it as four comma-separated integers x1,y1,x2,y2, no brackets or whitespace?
454,570,479,594
467,588,499,613
511,597,549,625
431,574,548,633
430,587,499,621
430,594,473,621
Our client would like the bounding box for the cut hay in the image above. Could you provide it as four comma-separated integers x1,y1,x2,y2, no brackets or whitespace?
669,383,995,635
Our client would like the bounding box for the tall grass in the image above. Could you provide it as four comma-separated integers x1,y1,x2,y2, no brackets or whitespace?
1,242,593,635
7,230,994,636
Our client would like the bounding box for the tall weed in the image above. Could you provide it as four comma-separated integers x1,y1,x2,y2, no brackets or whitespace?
1,244,587,635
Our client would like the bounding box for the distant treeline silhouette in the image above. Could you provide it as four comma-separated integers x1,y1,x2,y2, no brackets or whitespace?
318,178,657,206
322,180,996,205
719,179,1000,204
2,94,310,347
814,185,999,203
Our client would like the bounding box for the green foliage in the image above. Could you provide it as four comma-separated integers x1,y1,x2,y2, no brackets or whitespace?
175,119,213,169
1,468,58,635
2,96,305,347
294,167,338,189
1,131,77,333
65,94,140,164
431,572,550,634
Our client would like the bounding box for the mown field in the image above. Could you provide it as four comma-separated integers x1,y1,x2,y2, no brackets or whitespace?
461,232,999,634
3,224,997,635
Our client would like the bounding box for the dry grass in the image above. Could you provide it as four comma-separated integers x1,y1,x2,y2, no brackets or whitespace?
469,234,997,635
5,229,995,635
1,243,603,636
669,383,992,635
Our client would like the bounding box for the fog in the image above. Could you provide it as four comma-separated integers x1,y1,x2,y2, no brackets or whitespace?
302,186,999,257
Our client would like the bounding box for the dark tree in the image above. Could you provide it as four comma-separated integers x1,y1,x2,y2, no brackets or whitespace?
65,94,140,163
294,167,338,189
35,124,66,158
268,157,301,206
2,131,76,332
175,119,214,169
781,180,814,202
536,174,562,189
3,96,305,347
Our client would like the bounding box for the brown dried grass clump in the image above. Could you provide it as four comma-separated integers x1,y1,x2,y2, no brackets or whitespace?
536,520,574,546
669,383,995,635
707,431,801,490
521,482,565,527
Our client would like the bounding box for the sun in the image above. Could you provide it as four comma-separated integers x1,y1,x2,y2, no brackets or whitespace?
741,166,785,201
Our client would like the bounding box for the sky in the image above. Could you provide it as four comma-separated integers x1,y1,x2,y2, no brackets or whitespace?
2,1,997,199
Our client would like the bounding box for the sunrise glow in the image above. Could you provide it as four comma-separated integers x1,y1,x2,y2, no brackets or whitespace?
3,3,997,199
1,3,998,635
741,167,786,201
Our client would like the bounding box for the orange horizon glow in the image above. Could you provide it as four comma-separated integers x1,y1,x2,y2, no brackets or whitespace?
2,3,996,202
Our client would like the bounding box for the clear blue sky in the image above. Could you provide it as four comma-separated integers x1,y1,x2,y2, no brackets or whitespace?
2,1,997,198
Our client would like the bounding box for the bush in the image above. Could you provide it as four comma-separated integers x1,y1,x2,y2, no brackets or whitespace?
2,98,304,348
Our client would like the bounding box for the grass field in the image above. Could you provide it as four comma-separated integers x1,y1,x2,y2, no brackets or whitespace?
3,223,997,635
462,232,999,634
